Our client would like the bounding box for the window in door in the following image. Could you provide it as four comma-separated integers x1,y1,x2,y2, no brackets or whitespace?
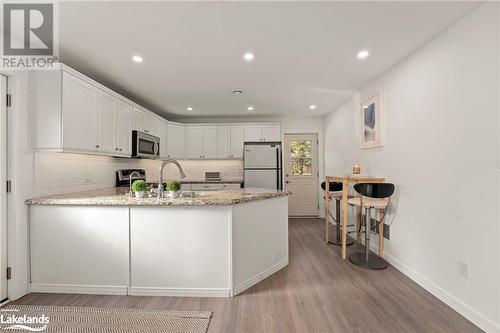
290,140,312,176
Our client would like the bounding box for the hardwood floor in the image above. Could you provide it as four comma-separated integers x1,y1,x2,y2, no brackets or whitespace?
12,218,481,333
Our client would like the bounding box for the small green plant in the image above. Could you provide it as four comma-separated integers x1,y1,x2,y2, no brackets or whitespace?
131,179,147,192
165,180,181,192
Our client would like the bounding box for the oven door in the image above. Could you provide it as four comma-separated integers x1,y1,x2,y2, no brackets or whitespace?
132,131,160,158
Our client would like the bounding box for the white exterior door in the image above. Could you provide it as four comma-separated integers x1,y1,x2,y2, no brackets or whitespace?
0,75,7,300
284,134,319,217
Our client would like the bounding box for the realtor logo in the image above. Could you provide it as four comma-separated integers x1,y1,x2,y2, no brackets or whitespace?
3,3,53,56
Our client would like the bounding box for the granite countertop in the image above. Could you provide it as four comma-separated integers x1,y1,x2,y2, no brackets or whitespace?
25,187,288,206
179,179,243,184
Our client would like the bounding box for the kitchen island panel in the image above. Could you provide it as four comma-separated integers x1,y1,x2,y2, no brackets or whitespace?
129,206,231,297
30,206,129,295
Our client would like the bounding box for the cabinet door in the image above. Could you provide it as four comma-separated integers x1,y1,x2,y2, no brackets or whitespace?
132,108,156,134
155,120,167,159
202,126,218,159
230,126,244,158
217,126,230,159
62,72,99,151
262,125,281,142
243,126,263,142
167,124,185,159
115,100,132,156
97,91,116,154
132,108,146,132
185,126,203,159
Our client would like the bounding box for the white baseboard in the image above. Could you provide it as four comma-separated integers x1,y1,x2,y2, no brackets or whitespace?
29,284,128,296
128,287,230,297
371,245,500,333
233,258,289,296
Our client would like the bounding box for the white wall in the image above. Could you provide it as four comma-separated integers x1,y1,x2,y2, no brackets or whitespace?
32,153,243,197
323,4,499,332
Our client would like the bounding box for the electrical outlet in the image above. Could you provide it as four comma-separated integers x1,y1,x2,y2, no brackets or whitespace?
458,260,469,278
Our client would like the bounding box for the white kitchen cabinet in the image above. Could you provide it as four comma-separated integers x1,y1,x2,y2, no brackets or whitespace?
97,91,116,154
62,71,99,151
203,126,218,159
230,126,244,158
97,91,132,156
262,125,281,142
243,126,263,142
154,120,167,159
132,108,158,135
244,124,281,142
185,126,203,159
115,100,132,155
217,126,230,159
166,123,185,159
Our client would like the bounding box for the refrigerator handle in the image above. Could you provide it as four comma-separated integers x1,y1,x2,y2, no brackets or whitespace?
276,147,280,190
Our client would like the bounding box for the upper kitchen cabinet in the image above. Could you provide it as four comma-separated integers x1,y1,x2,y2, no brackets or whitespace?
243,124,281,142
97,91,132,156
30,65,146,157
230,126,244,158
166,123,185,159
61,71,99,151
185,126,203,159
202,126,218,159
132,108,167,159
217,126,231,159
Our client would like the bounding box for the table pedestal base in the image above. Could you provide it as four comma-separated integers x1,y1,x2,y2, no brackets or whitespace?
348,252,387,270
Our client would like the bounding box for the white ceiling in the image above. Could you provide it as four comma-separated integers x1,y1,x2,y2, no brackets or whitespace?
59,1,482,119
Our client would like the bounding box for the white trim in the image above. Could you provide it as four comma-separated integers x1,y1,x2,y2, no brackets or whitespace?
128,287,230,297
29,284,128,296
371,244,500,333
233,258,288,296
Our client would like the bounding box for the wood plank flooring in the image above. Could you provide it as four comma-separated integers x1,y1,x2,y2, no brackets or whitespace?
11,218,481,332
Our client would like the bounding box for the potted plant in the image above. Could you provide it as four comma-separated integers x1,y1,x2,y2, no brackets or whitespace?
131,179,147,198
165,180,182,199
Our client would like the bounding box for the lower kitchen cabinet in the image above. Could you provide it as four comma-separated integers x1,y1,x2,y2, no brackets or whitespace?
29,206,129,294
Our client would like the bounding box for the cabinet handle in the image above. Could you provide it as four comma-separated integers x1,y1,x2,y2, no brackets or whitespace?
115,148,119,151
144,129,149,133
95,145,99,149
119,148,123,152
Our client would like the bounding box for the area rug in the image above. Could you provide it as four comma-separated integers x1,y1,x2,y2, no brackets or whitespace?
0,305,212,333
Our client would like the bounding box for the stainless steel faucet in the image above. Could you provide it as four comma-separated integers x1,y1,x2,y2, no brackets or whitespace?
158,159,186,198
129,171,142,198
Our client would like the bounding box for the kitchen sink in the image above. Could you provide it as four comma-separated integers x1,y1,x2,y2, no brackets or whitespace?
180,191,204,198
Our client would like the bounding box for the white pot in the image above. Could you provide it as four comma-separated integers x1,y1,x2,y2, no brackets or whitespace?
167,191,179,199
135,191,145,198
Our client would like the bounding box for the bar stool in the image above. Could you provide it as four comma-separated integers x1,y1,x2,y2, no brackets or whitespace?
321,181,353,246
347,183,394,270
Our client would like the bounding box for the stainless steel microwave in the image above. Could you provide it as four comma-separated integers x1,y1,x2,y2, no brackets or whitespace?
132,130,160,158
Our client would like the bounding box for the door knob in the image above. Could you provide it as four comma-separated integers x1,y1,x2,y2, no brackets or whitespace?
286,181,290,184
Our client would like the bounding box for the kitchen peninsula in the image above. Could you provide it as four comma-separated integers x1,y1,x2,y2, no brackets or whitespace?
26,188,288,297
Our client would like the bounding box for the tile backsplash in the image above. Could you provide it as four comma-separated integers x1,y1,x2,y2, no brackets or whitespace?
33,153,243,197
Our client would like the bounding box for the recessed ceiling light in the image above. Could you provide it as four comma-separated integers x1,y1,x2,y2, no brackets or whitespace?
357,50,370,59
309,105,317,110
187,107,193,111
232,89,245,95
132,55,143,63
243,52,254,61
247,106,254,111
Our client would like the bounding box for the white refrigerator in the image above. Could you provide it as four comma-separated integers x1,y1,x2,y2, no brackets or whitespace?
244,143,282,190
